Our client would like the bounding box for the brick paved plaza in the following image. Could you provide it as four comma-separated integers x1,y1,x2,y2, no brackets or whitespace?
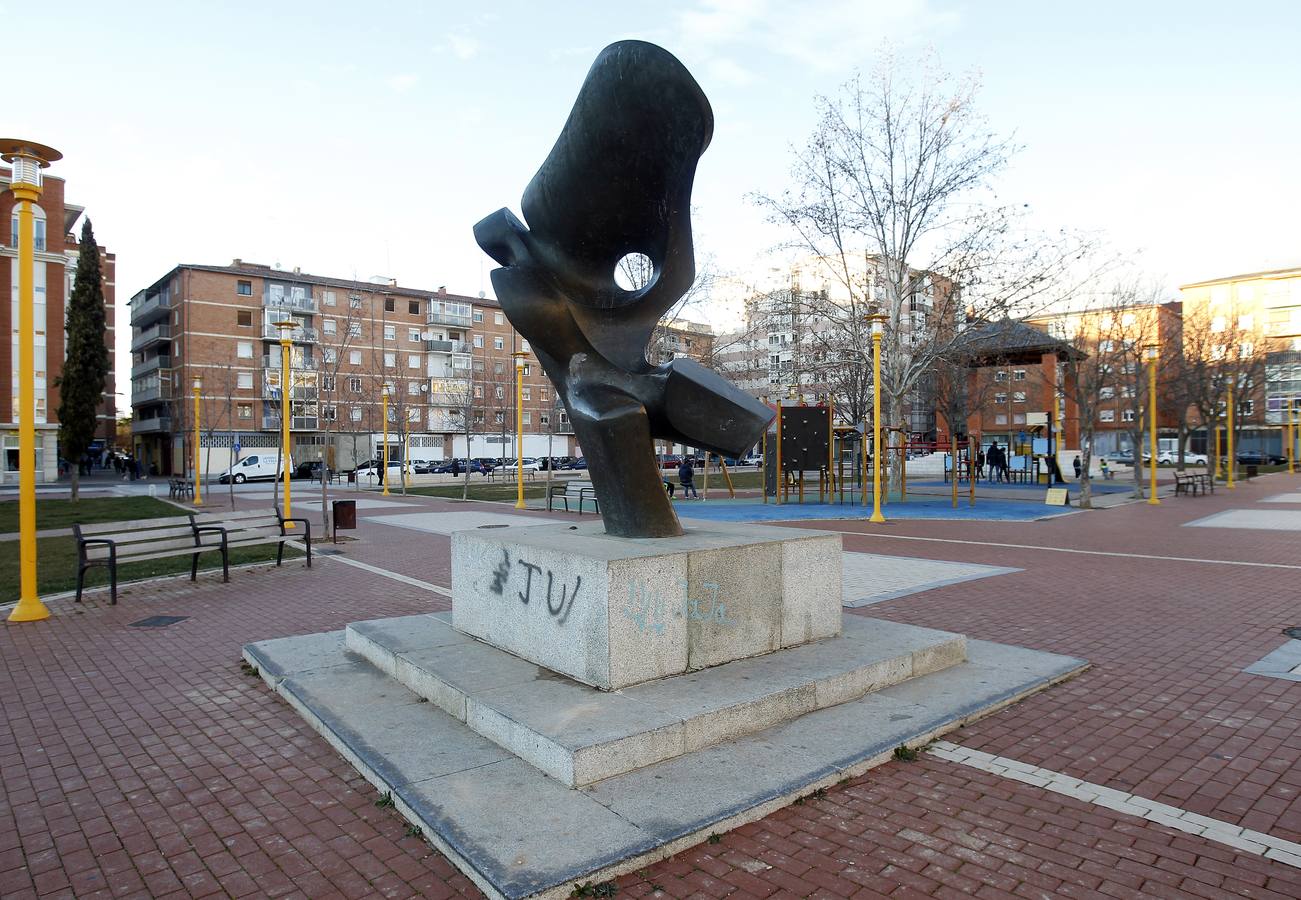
2,477,1300,899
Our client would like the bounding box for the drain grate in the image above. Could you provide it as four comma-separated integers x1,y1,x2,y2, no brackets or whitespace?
478,524,509,529
1284,626,1301,640
128,615,189,628
316,548,344,556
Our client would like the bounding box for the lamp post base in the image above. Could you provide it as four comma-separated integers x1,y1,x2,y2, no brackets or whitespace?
8,596,50,622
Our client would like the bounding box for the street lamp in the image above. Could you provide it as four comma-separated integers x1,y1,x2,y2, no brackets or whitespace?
1226,375,1236,490
272,320,297,523
192,377,203,506
1144,343,1159,505
866,311,888,524
513,351,527,509
381,381,392,496
2,138,61,623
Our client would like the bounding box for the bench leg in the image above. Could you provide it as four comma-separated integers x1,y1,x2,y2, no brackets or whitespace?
222,545,230,582
191,551,200,581
108,563,118,606
76,564,87,603
277,540,284,566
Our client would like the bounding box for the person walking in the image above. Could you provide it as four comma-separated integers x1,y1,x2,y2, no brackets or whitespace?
1073,455,1082,479
975,449,986,480
678,458,698,499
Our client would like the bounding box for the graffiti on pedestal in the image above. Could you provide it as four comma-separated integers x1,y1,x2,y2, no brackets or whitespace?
623,579,737,635
486,548,579,626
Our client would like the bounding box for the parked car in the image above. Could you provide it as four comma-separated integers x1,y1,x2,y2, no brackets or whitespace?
563,457,588,470
408,458,437,474
657,454,682,470
219,453,291,484
353,459,413,483
294,460,328,480
1157,451,1208,465
742,454,763,467
1236,451,1286,466
1103,452,1135,466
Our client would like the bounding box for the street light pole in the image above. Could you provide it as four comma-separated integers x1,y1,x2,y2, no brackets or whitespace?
1226,376,1236,490
2,139,61,624
193,377,203,506
1145,343,1159,505
513,351,527,509
381,382,391,496
867,312,887,524
273,321,296,524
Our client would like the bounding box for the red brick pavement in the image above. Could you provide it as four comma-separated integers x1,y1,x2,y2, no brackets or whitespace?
1,476,1299,898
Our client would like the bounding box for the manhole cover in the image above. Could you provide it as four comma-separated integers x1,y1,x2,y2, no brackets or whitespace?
1284,626,1301,640
128,615,189,628
316,548,343,556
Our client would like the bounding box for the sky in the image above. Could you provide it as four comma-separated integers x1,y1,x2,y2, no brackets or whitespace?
7,1,1301,404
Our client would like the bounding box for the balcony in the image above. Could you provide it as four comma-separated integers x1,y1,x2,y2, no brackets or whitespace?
129,289,172,327
424,338,472,353
427,304,473,328
130,355,171,379
260,354,318,370
263,292,318,314
131,415,172,434
130,322,171,351
132,380,173,405
262,323,319,343
262,415,319,431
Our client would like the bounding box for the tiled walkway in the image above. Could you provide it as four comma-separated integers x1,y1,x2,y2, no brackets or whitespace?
2,478,1299,898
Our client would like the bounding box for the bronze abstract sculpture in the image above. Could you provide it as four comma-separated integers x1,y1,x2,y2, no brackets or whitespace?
475,41,772,538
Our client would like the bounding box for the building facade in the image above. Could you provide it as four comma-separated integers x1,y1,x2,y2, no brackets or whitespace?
128,261,576,477
1,164,116,482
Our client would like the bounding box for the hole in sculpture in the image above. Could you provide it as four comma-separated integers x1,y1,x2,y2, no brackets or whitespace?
613,253,653,291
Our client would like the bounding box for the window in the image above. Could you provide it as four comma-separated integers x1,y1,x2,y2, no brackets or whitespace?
473,310,483,323
323,290,336,306
237,280,252,296
522,387,531,400
473,335,484,348
1239,314,1254,331
384,352,396,368
473,360,484,371
1099,340,1114,352
349,377,362,393
237,372,254,389
409,300,420,315
1012,413,1025,424
474,386,483,398
1013,370,1026,381
237,341,253,359
386,407,395,422
348,322,361,337
385,298,395,312
384,325,396,341
237,403,252,419
995,414,1008,425
494,386,504,400
269,283,285,301
494,412,505,425
322,375,335,392
349,350,362,365
1012,391,1026,403
323,406,337,421
408,328,421,343
237,310,252,327
522,412,532,425
523,364,531,376
351,407,363,422
1099,409,1115,422
349,295,363,309
407,381,420,395
521,339,530,352
290,286,306,302
994,392,1007,404
408,354,420,369
540,412,550,425
493,337,504,351
323,318,337,335
407,407,420,422
1241,399,1255,415
1121,409,1136,422
494,312,504,325
540,386,549,401
1100,386,1115,400
994,371,1007,382
1240,341,1254,358
494,361,504,375
1211,316,1226,333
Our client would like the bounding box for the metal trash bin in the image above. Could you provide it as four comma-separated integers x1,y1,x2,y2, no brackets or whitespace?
1246,464,1259,479
332,499,357,541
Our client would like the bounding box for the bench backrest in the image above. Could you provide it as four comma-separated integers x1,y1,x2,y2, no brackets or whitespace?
75,515,198,561
565,481,594,497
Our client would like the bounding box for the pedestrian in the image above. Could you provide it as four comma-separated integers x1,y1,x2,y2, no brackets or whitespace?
987,443,1001,482
451,457,461,477
1073,455,1082,479
664,478,675,498
678,458,698,498
1099,457,1110,480
976,449,986,480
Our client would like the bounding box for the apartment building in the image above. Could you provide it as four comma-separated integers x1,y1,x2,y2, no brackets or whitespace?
128,261,575,477
1,163,116,482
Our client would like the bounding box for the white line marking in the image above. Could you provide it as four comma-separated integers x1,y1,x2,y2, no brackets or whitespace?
817,529,1301,571
319,553,451,597
929,741,1301,867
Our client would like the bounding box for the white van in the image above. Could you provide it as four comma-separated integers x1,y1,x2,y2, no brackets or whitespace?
218,453,291,483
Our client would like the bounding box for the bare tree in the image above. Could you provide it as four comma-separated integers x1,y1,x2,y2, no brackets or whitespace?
755,54,1093,485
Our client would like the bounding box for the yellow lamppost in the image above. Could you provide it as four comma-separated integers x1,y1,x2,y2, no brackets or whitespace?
1226,375,1236,489
2,139,60,623
866,311,887,524
1145,343,1159,505
192,377,203,506
513,351,527,509
1290,403,1296,475
381,382,392,496
273,320,297,523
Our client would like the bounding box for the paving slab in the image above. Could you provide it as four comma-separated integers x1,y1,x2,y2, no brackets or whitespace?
841,550,1020,607
242,630,349,684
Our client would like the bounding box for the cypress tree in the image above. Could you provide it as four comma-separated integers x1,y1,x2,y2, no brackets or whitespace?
57,219,110,501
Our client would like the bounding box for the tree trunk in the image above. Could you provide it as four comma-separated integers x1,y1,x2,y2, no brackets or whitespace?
1079,445,1093,509
70,467,80,503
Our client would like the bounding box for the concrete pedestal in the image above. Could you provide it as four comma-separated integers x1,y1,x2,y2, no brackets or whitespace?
451,521,843,690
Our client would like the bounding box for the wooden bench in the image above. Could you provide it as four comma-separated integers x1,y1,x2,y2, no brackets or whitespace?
72,507,311,605
168,478,194,501
487,468,536,483
1174,470,1214,496
548,480,598,514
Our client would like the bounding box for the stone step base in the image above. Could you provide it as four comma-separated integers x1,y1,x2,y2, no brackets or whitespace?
244,626,1086,900
344,612,965,786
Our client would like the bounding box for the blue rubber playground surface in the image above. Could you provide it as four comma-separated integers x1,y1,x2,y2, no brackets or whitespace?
676,496,1077,523
908,478,1136,495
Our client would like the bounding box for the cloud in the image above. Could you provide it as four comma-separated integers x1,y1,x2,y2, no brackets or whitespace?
677,0,959,73
387,73,419,93
708,57,757,86
447,33,480,60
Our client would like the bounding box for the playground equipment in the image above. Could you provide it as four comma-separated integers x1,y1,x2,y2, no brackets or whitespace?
765,398,836,504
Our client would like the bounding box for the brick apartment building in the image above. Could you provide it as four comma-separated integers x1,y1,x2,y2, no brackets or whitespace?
128,261,577,477
1,163,116,482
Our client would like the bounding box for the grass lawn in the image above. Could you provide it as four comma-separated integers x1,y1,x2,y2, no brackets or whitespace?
0,496,187,533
